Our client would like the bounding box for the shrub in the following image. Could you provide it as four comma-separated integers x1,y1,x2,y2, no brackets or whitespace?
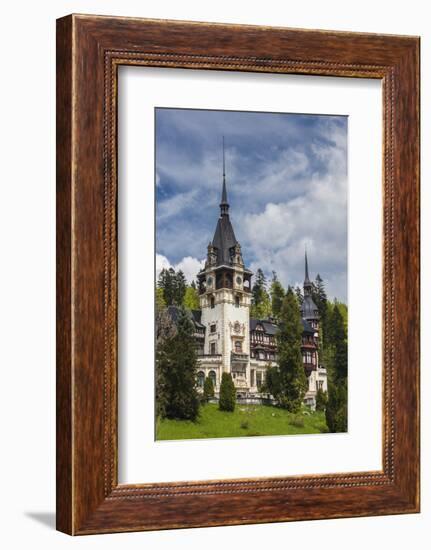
219,372,236,412
240,420,249,430
203,375,215,403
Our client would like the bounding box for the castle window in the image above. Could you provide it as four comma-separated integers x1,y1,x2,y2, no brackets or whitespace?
235,341,242,353
210,324,216,333
210,296,215,309
197,371,205,388
209,370,216,387
210,342,216,355
235,296,240,308
256,372,262,389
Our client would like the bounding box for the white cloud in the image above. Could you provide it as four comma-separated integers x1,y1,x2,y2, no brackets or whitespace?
238,129,347,301
156,111,348,301
156,253,205,284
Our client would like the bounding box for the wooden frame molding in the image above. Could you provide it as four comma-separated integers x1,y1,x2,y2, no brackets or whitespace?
56,14,420,535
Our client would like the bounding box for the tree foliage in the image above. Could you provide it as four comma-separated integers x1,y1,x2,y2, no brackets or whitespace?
266,288,307,412
183,285,200,310
315,388,328,411
203,376,215,403
325,304,348,432
157,267,187,306
270,271,285,321
155,304,177,419
219,372,236,412
156,307,200,421
251,269,272,319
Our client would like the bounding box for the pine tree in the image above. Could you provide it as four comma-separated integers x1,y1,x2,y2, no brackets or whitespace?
219,372,236,412
174,270,187,305
274,288,308,412
270,271,285,321
315,388,328,411
325,304,348,432
156,307,200,420
312,274,329,347
294,285,303,305
157,267,176,306
251,268,272,318
155,304,176,420
203,376,215,403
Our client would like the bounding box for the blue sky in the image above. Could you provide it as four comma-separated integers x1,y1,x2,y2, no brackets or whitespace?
155,108,348,303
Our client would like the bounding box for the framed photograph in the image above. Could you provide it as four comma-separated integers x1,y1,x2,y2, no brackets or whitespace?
56,14,420,535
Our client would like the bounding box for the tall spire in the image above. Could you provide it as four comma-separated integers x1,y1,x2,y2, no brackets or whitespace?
220,136,229,216
304,249,310,283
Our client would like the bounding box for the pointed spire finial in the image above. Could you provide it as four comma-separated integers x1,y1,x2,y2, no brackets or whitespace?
220,136,229,216
304,249,310,284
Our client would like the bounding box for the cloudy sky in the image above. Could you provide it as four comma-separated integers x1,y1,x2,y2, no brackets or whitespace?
155,108,348,303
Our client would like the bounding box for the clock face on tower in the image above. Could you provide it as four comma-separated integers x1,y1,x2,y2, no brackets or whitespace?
236,276,242,286
206,276,213,288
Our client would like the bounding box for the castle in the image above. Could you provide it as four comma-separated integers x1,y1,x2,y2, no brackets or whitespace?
169,148,327,408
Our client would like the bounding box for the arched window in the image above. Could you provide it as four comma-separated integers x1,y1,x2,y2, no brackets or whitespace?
235,341,242,353
197,371,205,388
209,370,216,387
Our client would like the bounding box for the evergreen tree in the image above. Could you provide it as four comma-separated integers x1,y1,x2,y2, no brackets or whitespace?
156,307,200,420
157,268,188,306
271,288,308,412
155,304,176,420
203,376,215,403
325,304,348,432
251,268,272,318
174,270,187,305
315,388,328,412
330,305,348,382
270,271,285,321
294,285,303,305
312,274,329,348
264,365,282,397
219,372,236,412
183,285,200,310
157,267,176,305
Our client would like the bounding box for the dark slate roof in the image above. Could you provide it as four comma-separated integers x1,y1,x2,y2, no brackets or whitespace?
300,295,319,320
166,305,204,329
250,318,279,335
250,317,315,336
212,214,238,265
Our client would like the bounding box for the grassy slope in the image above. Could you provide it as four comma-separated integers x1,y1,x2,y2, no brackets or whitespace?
156,403,329,440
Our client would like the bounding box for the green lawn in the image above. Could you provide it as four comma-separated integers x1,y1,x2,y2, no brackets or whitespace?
156,403,329,440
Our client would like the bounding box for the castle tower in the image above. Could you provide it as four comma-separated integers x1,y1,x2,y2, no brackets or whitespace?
300,251,319,331
197,139,253,395
300,251,321,401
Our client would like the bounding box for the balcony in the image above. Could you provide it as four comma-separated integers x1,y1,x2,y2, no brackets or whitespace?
231,352,249,363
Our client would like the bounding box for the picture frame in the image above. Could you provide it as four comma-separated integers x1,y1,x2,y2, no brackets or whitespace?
56,14,420,535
